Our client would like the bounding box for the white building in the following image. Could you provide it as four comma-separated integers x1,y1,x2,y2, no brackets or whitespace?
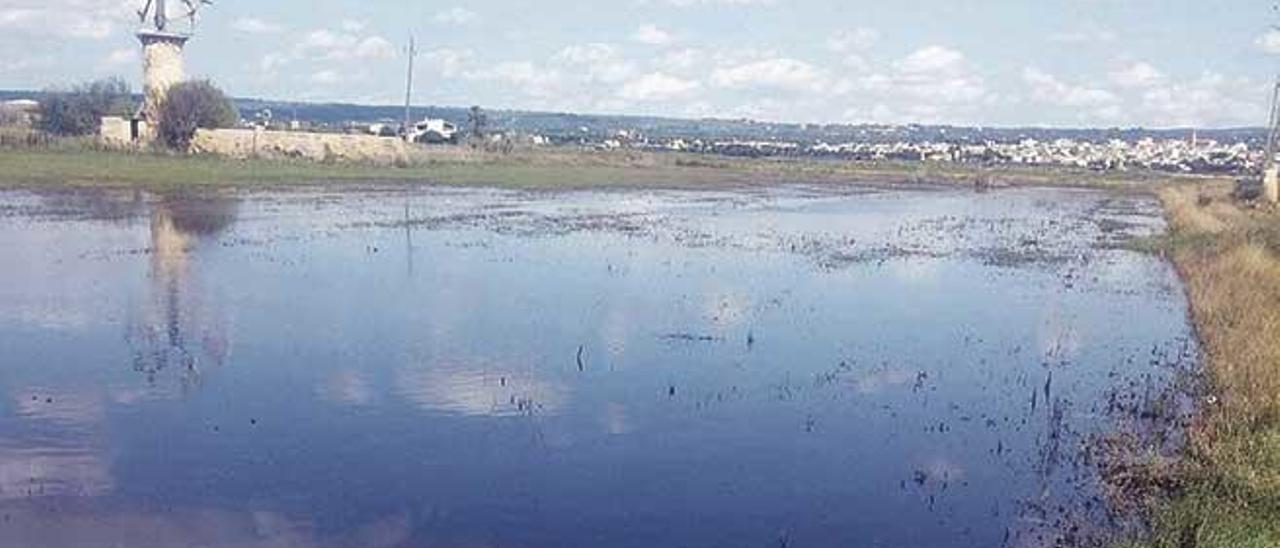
408,118,459,144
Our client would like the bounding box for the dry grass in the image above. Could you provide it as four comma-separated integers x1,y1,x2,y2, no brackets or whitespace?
1125,181,1280,547
1164,183,1280,423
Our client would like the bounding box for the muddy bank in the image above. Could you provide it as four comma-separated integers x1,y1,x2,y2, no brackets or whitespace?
1096,182,1280,548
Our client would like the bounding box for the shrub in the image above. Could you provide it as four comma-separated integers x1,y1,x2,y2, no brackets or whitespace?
38,78,134,136
157,80,238,150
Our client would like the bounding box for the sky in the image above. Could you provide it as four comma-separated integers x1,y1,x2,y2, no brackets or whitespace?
2,0,1279,128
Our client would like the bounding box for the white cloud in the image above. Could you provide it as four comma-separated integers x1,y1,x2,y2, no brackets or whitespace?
556,43,620,64
895,45,965,74
1256,29,1280,54
0,55,52,74
1137,72,1266,127
826,28,879,53
554,43,635,83
195,10,1266,128
460,43,708,112
100,47,135,68
297,29,398,61
1109,61,1162,89
298,29,346,52
633,24,673,46
310,70,340,85
619,72,700,101
231,17,284,34
0,0,132,40
1047,26,1116,44
657,0,775,5
659,48,703,72
1022,67,1118,107
250,23,399,83
259,53,289,73
467,62,564,98
1092,105,1124,123
836,46,988,124
434,7,477,25
353,36,397,60
711,58,826,91
422,48,473,78
886,46,986,103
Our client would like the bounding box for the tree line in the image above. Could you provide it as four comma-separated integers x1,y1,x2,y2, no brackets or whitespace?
36,77,237,149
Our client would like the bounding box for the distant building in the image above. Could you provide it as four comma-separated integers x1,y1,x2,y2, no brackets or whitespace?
2,99,39,113
408,118,458,144
361,123,399,137
0,99,39,127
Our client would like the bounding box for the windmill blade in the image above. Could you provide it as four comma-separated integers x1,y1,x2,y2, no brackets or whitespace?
182,0,212,15
180,0,212,27
138,0,154,22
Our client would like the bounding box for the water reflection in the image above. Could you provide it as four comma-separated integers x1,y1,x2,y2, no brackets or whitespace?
0,193,241,508
316,370,375,406
0,185,1197,547
125,193,237,389
0,442,112,501
395,363,568,417
0,506,419,548
0,387,113,502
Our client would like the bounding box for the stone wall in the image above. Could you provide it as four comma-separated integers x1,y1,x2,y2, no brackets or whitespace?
191,128,409,165
99,116,134,147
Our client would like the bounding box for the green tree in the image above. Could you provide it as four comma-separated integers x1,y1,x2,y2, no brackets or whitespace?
157,80,239,150
38,78,134,136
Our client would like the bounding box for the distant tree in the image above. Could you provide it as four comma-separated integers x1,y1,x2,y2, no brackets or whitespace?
157,80,239,150
467,105,488,146
38,78,134,136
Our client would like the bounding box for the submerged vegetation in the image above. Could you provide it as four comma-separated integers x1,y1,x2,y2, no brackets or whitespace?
1117,181,1280,547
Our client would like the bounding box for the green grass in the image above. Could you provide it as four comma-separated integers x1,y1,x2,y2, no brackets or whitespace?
0,144,1221,190
1113,182,1280,548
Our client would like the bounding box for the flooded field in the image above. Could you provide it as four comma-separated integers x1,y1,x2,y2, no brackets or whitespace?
0,183,1195,548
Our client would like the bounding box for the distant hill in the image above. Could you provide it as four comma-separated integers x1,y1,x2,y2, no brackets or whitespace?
233,97,1267,145
3,89,1266,146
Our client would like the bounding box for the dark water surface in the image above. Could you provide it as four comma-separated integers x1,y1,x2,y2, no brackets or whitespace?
0,184,1194,548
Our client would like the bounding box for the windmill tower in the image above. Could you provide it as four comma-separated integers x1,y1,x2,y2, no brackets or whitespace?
1265,7,1280,203
135,0,212,129
1265,77,1280,203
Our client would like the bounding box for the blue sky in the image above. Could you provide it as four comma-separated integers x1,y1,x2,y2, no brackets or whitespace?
3,0,1279,127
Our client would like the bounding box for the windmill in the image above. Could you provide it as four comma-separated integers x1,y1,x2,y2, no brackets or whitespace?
134,0,213,132
1262,5,1280,202
137,0,214,33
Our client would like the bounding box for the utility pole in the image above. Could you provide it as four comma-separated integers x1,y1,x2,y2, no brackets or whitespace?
1266,7,1280,203
403,35,417,142
1267,77,1280,164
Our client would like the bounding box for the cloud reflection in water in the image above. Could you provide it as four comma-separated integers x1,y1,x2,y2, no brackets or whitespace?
395,364,567,417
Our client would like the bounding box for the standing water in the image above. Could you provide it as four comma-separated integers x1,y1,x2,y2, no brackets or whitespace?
0,184,1194,547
